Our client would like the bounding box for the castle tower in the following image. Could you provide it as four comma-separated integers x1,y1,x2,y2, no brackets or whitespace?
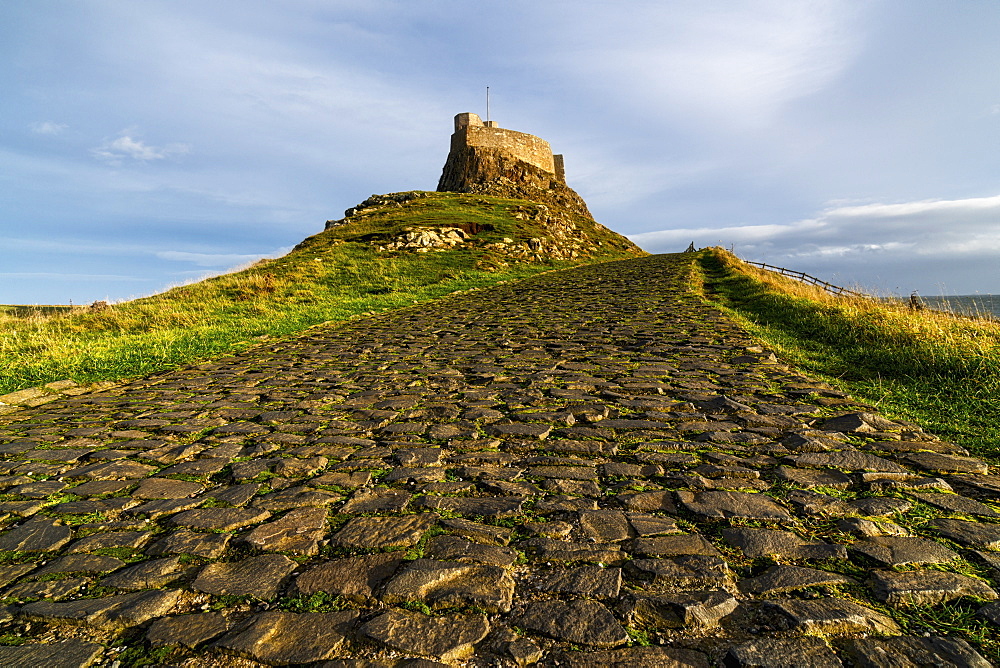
444,113,561,177
437,112,589,218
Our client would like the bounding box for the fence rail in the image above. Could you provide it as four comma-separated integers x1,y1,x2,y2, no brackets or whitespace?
741,260,869,299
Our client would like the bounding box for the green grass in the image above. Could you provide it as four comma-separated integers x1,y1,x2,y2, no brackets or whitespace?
0,192,642,396
695,247,1000,461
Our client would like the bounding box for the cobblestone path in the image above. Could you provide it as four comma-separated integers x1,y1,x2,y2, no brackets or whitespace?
0,253,997,667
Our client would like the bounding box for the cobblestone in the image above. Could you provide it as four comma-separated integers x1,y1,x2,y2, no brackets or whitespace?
0,253,996,665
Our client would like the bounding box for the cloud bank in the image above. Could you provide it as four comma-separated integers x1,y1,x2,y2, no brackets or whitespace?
632,194,1000,293
92,132,190,164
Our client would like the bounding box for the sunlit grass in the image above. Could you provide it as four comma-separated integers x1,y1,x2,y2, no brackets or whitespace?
696,247,1000,460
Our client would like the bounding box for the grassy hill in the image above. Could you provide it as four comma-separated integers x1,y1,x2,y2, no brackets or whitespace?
696,247,1000,460
0,191,644,396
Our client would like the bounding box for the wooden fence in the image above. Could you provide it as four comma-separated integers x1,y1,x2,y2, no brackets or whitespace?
741,260,869,299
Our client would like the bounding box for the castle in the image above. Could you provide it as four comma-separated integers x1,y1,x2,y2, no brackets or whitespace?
437,113,592,219
447,113,565,182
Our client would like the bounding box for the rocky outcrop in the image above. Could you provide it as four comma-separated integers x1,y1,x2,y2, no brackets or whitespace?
437,145,594,219
327,192,430,229
376,226,471,253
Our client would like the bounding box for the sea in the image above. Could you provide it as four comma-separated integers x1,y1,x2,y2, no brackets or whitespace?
919,295,1000,319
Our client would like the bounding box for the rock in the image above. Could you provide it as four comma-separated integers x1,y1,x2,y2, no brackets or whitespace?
146,612,232,648
930,518,1000,549
870,570,998,607
439,517,513,545
976,600,1000,626
191,554,298,599
786,451,907,473
487,423,552,439
380,559,514,613
773,465,852,489
784,489,853,516
20,589,181,629
533,566,622,597
65,530,152,553
578,509,634,542
294,553,403,603
420,496,524,518
627,513,682,536
626,590,738,628
30,554,125,578
214,611,358,664
723,637,844,667
505,636,544,666
908,491,1000,517
251,486,339,511
0,517,72,552
131,477,205,499
820,412,899,433
738,565,854,596
849,536,958,566
145,528,230,558
524,538,624,565
904,452,989,475
555,646,711,667
835,635,991,668
100,557,185,590
847,496,912,516
720,527,847,560
63,460,156,480
0,564,34,587
127,497,200,518
781,433,848,452
835,517,909,538
626,533,721,557
616,490,678,512
332,513,436,549
763,598,900,635
860,474,952,493
360,610,490,663
627,555,734,591
238,506,327,554
424,535,518,566
0,639,103,668
512,599,629,647
339,488,412,514
676,490,791,520
3,577,86,601
168,507,271,531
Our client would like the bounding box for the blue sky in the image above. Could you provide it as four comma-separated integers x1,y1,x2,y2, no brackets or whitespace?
3,1,1000,304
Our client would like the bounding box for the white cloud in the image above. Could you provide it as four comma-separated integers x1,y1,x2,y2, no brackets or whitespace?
630,220,826,249
634,193,1000,271
545,1,864,130
92,132,190,164
821,195,1000,220
29,121,68,135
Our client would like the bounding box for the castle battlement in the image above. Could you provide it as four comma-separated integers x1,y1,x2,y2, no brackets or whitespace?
449,113,564,181
437,112,589,218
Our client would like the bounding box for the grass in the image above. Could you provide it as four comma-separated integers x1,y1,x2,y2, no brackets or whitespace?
696,247,1000,461
0,192,642,396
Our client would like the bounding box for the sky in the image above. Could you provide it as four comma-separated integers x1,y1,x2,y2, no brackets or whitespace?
3,1,1000,304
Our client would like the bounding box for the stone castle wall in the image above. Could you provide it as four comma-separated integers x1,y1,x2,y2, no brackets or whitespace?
451,113,559,177
437,112,589,218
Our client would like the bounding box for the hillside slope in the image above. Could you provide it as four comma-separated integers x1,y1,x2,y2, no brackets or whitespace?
1,192,644,397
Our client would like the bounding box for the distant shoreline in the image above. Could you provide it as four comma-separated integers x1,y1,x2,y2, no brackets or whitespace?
921,295,1000,318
